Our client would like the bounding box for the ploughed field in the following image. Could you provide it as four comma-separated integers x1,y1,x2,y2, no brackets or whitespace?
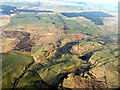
1,10,119,89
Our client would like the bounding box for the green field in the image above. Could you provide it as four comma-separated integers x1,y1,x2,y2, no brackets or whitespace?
4,13,64,30
2,51,33,88
1,1,118,89
4,12,100,36
17,71,42,89
14,46,84,88
90,49,118,66
64,19,100,35
33,54,83,86
4,13,51,29
30,43,85,86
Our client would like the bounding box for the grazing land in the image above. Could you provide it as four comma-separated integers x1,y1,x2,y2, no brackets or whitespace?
2,52,33,88
1,0,119,89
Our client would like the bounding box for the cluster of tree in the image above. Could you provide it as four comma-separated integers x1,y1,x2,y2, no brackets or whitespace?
1,5,17,14
61,11,114,25
15,9,53,13
1,5,53,15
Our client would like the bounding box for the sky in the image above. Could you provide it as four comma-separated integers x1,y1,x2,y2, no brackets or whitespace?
84,0,119,3
0,0,119,4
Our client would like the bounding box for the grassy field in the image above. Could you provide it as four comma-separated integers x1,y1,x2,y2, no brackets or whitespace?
2,51,33,88
4,13,50,29
64,19,100,35
16,71,42,89
14,43,84,88
35,54,82,86
1,1,118,89
48,14,64,27
31,40,113,86
3,12,100,36
4,13,64,30
31,42,85,86
90,49,118,66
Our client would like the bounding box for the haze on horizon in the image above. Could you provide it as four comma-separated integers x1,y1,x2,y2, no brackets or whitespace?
1,0,119,3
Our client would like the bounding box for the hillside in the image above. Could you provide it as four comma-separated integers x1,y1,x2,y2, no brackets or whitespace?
1,0,119,89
